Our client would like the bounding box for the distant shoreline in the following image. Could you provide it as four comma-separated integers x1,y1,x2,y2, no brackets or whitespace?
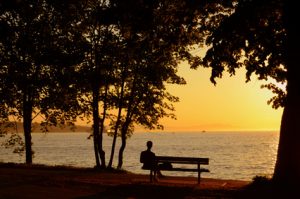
1,122,91,133
2,122,278,133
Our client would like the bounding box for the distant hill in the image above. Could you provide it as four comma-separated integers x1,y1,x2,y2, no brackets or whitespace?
1,122,91,133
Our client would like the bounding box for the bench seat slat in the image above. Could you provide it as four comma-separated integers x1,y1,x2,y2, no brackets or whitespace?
157,160,208,164
156,156,209,165
159,168,210,172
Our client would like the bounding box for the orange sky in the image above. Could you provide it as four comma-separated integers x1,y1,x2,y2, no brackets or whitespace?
72,60,283,132
71,59,283,133
156,61,283,132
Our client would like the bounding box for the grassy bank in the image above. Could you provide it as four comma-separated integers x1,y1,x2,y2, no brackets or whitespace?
1,162,293,198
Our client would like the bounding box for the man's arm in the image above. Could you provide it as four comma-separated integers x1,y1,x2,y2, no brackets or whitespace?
140,151,144,163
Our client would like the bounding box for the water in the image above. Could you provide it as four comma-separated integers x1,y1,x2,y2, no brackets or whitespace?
0,131,279,181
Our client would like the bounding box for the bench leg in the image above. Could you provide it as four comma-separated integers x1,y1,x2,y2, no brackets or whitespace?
198,163,200,184
150,170,153,182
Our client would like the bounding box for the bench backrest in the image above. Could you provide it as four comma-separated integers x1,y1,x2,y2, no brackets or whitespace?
155,156,209,165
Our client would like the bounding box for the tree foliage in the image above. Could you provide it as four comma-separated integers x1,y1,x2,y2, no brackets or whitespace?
201,0,286,107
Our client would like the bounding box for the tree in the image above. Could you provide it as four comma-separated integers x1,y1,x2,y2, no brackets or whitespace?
0,1,56,163
73,0,124,168
106,34,185,168
105,0,213,169
0,0,85,163
199,0,300,185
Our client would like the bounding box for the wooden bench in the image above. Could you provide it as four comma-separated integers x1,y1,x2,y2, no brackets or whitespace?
147,156,210,184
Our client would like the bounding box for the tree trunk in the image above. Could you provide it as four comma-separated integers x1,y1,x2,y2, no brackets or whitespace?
273,1,300,186
117,78,137,169
273,65,300,186
108,80,125,168
108,127,118,168
23,91,33,164
98,83,109,169
117,124,127,169
92,84,101,168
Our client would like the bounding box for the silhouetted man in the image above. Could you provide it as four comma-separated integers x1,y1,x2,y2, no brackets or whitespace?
140,141,156,169
140,141,163,179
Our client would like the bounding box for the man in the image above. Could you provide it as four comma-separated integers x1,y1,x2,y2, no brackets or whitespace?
140,141,163,178
140,141,156,169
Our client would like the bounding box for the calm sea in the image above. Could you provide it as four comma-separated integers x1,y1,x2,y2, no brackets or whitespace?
0,131,279,181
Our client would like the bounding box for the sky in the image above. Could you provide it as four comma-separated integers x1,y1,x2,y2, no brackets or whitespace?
72,59,283,133
155,61,283,132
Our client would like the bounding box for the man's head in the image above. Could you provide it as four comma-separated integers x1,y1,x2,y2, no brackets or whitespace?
146,141,153,149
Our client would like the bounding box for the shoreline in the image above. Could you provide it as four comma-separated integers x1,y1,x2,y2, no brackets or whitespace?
0,162,250,199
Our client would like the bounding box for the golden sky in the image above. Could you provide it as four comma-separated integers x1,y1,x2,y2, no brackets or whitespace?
72,60,283,132
71,58,283,133
158,62,283,132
